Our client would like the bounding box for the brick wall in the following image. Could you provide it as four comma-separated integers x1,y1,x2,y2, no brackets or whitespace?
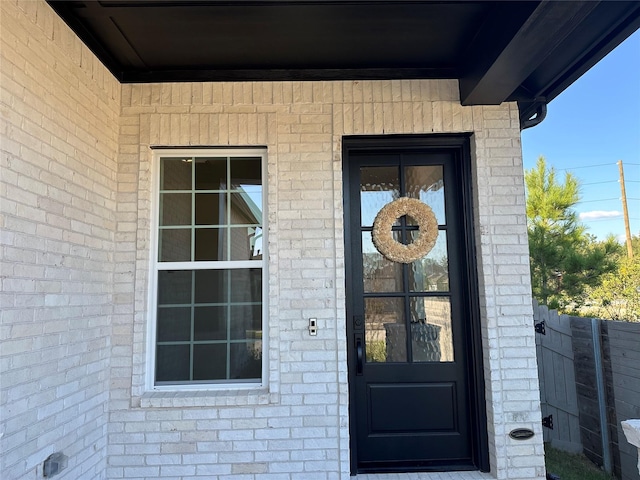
110,81,544,479
472,108,546,479
1,1,545,479
0,1,120,478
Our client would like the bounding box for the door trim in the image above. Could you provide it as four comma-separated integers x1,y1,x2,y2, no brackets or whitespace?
342,134,489,474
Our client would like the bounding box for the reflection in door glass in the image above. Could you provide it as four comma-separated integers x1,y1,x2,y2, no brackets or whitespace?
405,166,445,225
408,232,449,292
365,297,405,363
409,297,453,362
360,167,400,226
362,232,403,293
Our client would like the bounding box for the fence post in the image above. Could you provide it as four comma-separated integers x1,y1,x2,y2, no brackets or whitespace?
591,318,612,473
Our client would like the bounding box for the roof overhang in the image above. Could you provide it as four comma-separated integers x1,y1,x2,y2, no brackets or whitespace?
47,1,640,128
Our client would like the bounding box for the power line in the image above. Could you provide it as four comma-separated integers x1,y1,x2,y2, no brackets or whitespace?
576,198,621,203
576,198,640,204
581,181,619,186
560,162,616,170
558,162,640,171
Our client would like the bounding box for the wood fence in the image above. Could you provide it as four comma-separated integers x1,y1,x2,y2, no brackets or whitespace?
534,301,640,480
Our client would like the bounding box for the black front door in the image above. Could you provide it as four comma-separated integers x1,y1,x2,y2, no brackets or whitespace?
343,135,487,473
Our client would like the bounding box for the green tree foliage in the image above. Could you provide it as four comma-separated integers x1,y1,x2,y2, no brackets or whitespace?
525,157,618,311
589,235,640,321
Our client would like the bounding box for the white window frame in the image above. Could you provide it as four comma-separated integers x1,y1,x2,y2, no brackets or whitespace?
147,147,268,392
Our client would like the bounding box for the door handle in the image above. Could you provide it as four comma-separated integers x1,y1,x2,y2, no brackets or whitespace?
356,337,363,376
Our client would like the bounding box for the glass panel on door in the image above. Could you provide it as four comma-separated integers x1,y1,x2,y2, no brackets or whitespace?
360,163,453,365
409,296,454,362
360,167,400,226
364,297,405,363
404,165,445,224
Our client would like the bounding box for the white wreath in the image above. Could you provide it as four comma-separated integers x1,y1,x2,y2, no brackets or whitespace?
372,197,438,264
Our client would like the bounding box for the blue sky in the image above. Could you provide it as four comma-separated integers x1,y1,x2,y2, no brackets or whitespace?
521,29,640,242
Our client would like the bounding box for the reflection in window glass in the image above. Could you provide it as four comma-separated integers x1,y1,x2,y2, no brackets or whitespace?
408,232,449,292
159,156,262,264
365,297,405,363
155,152,265,385
404,165,445,225
362,232,403,293
230,342,262,379
409,297,453,362
360,167,399,226
230,304,262,340
230,192,261,225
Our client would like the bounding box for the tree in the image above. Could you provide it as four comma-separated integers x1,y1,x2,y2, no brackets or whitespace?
525,157,618,310
589,235,640,321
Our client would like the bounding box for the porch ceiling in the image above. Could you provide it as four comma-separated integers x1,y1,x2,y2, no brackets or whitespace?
48,1,640,126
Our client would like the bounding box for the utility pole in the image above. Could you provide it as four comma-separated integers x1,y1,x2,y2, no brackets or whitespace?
618,160,633,259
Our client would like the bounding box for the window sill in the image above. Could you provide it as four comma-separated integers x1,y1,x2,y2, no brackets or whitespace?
139,388,274,408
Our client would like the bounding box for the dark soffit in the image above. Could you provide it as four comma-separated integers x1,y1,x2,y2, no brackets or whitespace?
47,1,640,123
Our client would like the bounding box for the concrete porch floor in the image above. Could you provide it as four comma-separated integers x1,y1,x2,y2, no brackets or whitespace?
356,472,495,480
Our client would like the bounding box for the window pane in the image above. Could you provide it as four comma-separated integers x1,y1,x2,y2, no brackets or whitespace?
193,344,227,380
410,297,453,362
160,193,192,226
246,227,263,260
158,270,192,305
159,229,191,262
236,185,262,215
404,165,445,225
156,345,190,382
230,269,262,303
161,158,191,190
230,304,261,340
155,151,264,386
230,342,261,380
194,270,226,304
195,193,223,225
230,157,261,186
360,167,399,226
195,228,224,261
362,231,403,293
228,227,261,261
194,306,227,341
230,192,261,225
157,307,191,342
195,157,227,190
365,297,405,363
408,232,449,292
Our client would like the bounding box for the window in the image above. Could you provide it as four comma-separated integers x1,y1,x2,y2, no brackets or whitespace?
152,149,265,387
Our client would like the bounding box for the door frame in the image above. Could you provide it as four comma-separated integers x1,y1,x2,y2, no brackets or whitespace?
342,134,489,474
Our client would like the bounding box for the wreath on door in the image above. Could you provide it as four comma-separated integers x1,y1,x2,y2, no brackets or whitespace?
372,197,438,264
